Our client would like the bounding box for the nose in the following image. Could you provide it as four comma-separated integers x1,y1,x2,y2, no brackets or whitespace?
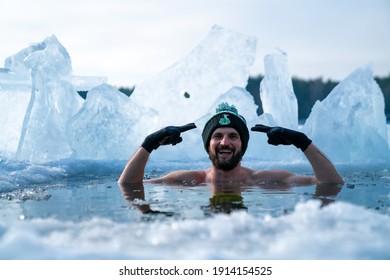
220,135,230,146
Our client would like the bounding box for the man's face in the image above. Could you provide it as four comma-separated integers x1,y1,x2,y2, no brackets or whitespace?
208,127,243,170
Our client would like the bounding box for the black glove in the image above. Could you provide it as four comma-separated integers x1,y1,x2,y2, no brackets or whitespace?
251,124,312,152
141,123,196,153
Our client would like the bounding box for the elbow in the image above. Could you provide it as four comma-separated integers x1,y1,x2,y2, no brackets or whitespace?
332,174,345,185
317,177,344,185
118,174,133,185
118,175,143,185
118,178,135,185
337,178,345,185
118,174,126,185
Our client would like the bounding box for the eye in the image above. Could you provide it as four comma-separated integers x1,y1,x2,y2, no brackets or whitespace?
212,134,222,140
229,133,239,140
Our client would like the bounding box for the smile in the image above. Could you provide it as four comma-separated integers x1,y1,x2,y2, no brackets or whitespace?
217,148,234,156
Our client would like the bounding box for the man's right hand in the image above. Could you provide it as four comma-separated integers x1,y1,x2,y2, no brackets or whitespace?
141,123,197,153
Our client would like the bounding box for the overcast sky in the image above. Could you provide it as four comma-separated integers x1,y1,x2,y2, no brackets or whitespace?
1,0,389,86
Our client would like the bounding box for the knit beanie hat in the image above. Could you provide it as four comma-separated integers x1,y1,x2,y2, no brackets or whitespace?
202,102,249,155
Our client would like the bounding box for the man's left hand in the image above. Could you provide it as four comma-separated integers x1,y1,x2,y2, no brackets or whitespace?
251,124,312,151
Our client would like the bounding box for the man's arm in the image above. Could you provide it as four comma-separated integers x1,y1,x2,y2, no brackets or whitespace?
303,143,344,184
118,123,197,185
118,147,150,184
251,124,344,185
118,149,205,185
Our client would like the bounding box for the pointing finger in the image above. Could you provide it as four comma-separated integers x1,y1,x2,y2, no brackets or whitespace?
250,124,272,133
177,123,197,133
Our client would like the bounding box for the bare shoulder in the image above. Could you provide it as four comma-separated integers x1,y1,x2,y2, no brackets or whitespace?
251,169,316,185
146,170,207,184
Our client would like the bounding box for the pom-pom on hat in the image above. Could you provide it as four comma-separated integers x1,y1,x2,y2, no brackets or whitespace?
202,102,249,155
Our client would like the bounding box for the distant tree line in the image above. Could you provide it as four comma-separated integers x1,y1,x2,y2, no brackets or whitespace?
117,86,135,97
113,74,390,121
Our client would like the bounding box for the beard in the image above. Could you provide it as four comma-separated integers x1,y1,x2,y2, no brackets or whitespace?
209,148,243,171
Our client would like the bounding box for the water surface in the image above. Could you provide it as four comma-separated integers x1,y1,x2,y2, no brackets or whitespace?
0,160,389,259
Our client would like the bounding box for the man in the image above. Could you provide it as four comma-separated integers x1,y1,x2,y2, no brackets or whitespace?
118,103,344,186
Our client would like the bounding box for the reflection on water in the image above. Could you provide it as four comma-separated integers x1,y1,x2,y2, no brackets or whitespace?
119,179,342,219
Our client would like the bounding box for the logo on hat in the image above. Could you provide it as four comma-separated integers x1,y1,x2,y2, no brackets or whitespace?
219,114,231,125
